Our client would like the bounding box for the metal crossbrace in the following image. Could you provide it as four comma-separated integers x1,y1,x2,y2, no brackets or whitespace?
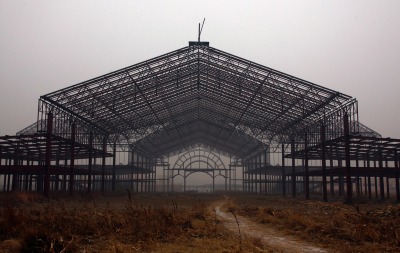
37,43,359,160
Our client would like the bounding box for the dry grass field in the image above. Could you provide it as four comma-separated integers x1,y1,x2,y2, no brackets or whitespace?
0,191,399,252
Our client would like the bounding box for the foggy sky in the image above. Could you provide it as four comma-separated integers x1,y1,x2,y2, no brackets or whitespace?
1,0,400,138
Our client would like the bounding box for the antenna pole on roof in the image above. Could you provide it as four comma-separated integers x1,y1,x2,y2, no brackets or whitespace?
198,18,205,42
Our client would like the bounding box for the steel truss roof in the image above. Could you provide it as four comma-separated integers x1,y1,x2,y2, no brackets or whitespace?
287,135,400,161
0,134,112,161
39,42,356,159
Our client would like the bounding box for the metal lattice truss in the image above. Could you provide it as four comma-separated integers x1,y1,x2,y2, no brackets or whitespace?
38,43,360,160
288,135,400,161
0,134,112,161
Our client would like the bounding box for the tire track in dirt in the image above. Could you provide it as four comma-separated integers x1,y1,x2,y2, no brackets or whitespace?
214,203,328,253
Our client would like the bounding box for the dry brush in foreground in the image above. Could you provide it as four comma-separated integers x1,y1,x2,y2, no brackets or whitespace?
0,192,265,253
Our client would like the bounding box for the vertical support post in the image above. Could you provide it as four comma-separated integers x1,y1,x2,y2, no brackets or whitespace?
88,131,93,193
344,113,352,203
140,155,144,192
225,167,228,191
144,162,148,192
0,148,3,191
386,160,390,199
242,163,245,192
167,157,170,192
130,150,134,192
213,170,215,192
367,159,372,199
7,158,11,191
136,152,139,192
379,151,385,200
338,159,343,196
364,160,368,196
364,175,367,196
281,143,286,196
63,158,67,191
12,150,19,192
153,161,156,192
44,111,53,198
112,141,116,191
183,173,186,192
229,156,232,191
1,150,5,192
374,161,378,198
304,132,309,199
330,155,334,196
101,136,107,193
163,160,166,192
24,163,32,191
264,166,267,195
259,155,262,194
395,150,400,203
69,123,76,196
291,138,296,198
356,159,360,197
54,145,61,191
321,124,328,202
146,158,149,192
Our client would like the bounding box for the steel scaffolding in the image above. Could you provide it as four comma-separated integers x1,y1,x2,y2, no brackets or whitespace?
1,41,397,201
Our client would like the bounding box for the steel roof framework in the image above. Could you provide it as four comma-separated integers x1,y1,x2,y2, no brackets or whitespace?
38,43,357,160
0,133,112,161
287,135,400,161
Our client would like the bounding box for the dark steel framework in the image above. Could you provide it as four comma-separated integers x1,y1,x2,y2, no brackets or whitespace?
166,147,229,192
0,41,398,202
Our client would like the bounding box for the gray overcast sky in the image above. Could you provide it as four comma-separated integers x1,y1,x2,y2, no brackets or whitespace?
1,0,400,138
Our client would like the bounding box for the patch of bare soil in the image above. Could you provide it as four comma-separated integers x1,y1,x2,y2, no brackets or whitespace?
214,202,327,252
223,194,400,253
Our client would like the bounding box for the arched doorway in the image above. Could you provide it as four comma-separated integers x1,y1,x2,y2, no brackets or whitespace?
168,148,229,192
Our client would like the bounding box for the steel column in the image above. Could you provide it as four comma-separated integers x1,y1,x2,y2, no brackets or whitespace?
344,113,352,202
367,159,372,199
112,142,116,191
321,124,328,201
304,132,309,199
395,150,400,202
88,131,93,193
281,143,286,196
101,136,107,193
379,151,384,200
291,138,296,198
69,123,76,196
44,111,53,197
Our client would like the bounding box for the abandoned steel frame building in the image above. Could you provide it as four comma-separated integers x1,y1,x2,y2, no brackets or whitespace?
1,41,400,202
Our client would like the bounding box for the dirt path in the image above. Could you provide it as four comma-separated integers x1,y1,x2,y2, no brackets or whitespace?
214,202,329,253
